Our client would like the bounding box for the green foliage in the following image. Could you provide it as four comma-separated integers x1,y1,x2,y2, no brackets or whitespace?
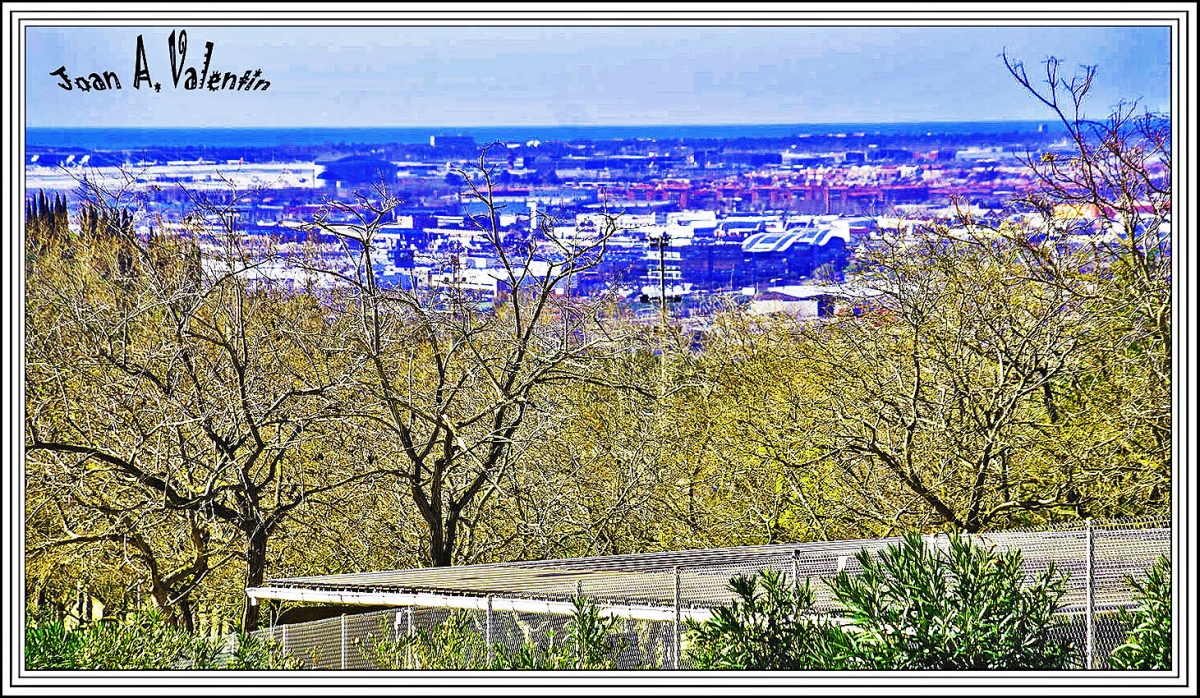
23,608,84,670
687,534,1074,670
26,608,220,670
226,633,307,670
828,533,1073,669
24,607,303,670
559,595,628,669
25,189,71,255
495,596,627,670
685,569,848,670
356,611,499,670
1110,556,1172,670
416,612,490,670
494,629,573,671
356,597,628,670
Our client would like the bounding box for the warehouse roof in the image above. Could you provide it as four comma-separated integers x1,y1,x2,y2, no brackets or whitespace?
742,227,849,253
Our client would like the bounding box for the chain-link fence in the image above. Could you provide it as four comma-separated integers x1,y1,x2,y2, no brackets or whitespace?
248,517,1170,670
253,607,684,670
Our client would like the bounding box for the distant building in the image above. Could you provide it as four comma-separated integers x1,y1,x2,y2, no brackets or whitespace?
869,148,915,164
677,242,749,290
429,134,477,150
315,155,397,186
722,151,784,168
741,227,850,285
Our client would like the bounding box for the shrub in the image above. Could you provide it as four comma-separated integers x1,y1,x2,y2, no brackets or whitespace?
559,595,628,669
24,607,302,670
1109,556,1171,670
685,569,850,670
365,611,490,670
25,609,220,670
357,596,628,670
225,632,307,670
686,533,1075,670
493,629,574,671
827,532,1073,670
24,609,84,670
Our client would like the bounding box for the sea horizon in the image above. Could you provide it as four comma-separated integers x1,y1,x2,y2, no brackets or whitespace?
26,120,1065,150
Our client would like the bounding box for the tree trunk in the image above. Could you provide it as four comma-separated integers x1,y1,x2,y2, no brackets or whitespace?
240,528,269,632
418,479,453,567
430,517,454,567
177,596,196,634
441,513,463,567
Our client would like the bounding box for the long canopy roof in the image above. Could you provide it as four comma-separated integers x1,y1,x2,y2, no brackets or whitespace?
248,519,1169,622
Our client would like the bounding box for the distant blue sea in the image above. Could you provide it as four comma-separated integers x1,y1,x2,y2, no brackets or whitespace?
27,122,1061,150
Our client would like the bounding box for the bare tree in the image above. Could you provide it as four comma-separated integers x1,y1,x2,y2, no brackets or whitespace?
1003,52,1171,476
308,148,636,566
792,227,1095,533
25,172,386,631
768,57,1171,533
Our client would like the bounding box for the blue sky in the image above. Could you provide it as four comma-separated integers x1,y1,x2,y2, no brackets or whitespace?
24,25,1172,128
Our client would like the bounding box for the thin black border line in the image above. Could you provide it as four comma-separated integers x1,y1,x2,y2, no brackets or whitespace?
6,10,1192,14
8,8,1194,693
1172,1,1192,689
8,5,25,696
9,20,1188,25
8,23,1192,698
9,11,1193,693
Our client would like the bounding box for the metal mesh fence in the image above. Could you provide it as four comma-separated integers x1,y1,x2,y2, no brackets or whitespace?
250,517,1170,670
1051,612,1133,670
255,608,684,670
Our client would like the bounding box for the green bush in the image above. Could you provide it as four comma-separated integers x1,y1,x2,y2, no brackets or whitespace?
24,609,84,670
488,596,627,670
356,610,490,670
559,595,628,669
356,596,628,670
685,570,849,669
687,533,1075,670
493,629,573,671
1110,556,1171,670
827,532,1073,670
226,632,307,670
26,609,220,670
25,607,302,670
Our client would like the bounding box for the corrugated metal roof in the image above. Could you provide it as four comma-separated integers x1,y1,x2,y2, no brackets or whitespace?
250,519,1170,615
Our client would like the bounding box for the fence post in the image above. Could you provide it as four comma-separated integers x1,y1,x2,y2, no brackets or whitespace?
792,549,800,593
486,595,494,667
672,566,681,671
1085,518,1095,670
575,580,583,670
406,606,414,670
340,613,347,670
281,624,288,659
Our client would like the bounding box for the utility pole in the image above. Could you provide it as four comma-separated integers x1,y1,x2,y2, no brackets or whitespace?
650,230,671,392
653,231,669,329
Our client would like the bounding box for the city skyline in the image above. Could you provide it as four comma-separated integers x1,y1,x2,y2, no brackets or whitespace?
25,25,1172,129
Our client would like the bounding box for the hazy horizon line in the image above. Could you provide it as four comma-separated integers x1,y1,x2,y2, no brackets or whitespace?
29,118,1074,131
